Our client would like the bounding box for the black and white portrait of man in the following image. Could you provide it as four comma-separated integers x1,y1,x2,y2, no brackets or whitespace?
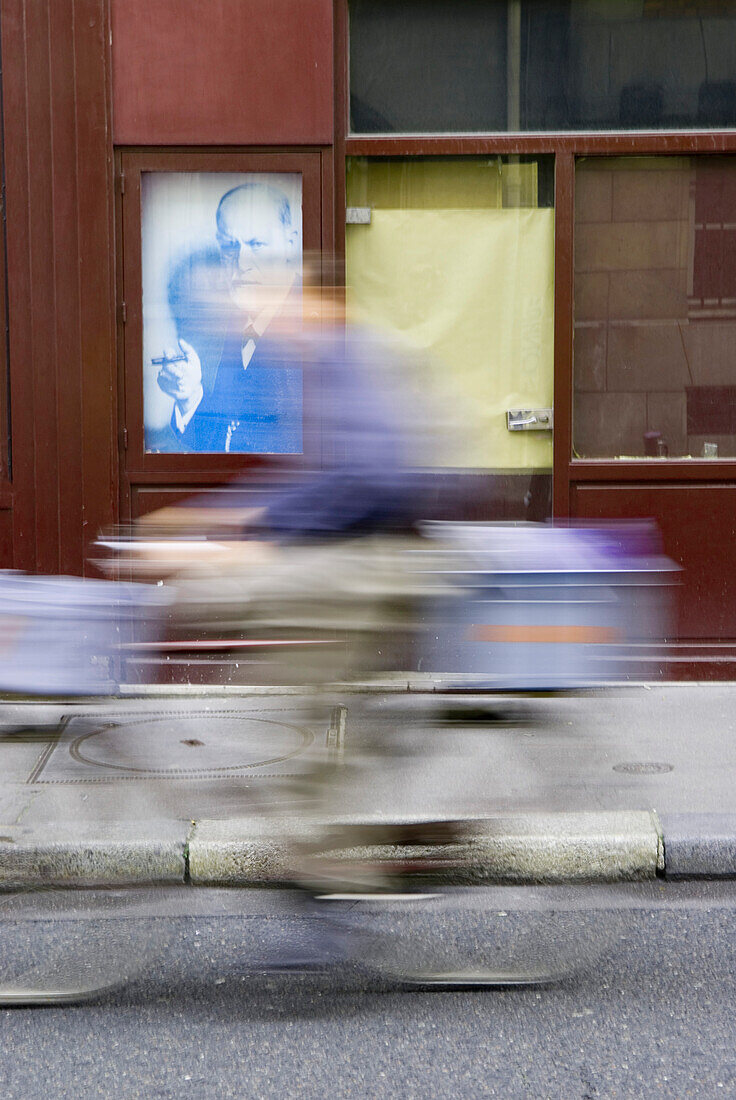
142,172,303,453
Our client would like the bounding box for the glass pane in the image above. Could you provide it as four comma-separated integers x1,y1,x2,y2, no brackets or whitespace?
141,172,303,454
346,156,554,514
350,0,736,133
574,155,736,459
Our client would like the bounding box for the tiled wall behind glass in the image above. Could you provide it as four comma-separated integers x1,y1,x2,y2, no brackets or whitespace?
574,156,736,459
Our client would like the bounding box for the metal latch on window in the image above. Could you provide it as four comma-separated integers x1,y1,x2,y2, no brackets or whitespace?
346,207,372,225
506,408,554,431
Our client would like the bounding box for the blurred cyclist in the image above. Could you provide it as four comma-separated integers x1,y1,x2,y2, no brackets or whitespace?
134,257,458,952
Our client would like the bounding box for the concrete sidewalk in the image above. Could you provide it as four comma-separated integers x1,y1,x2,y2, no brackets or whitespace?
0,682,734,888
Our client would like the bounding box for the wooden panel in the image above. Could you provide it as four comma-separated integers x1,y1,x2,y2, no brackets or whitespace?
131,473,552,523
572,459,736,481
572,482,736,641
1,0,116,575
0,510,14,570
0,73,9,487
131,485,268,519
111,0,334,146
3,0,44,571
553,151,574,517
346,134,736,156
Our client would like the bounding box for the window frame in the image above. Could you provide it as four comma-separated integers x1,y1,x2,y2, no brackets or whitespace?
118,148,324,481
337,0,736,515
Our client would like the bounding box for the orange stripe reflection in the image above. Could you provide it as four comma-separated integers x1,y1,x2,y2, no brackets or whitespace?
468,624,621,644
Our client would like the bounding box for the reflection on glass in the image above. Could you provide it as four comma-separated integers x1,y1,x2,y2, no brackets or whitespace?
350,0,736,133
141,172,303,455
574,155,736,459
346,156,554,513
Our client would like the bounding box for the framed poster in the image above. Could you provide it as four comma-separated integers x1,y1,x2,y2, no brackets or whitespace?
141,172,303,454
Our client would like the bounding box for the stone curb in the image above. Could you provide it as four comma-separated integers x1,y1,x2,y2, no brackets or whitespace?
0,811,668,889
0,821,187,890
117,678,650,696
658,813,736,878
187,811,664,887
1,679,723,705
4,811,735,889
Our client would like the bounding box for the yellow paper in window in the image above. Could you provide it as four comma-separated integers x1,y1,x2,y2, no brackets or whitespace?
347,208,554,469
347,158,503,210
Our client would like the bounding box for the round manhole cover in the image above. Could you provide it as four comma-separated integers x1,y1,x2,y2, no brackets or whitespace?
613,762,674,775
68,712,313,776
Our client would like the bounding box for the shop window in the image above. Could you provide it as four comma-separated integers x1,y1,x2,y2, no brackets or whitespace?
573,155,736,460
349,0,736,133
346,156,554,474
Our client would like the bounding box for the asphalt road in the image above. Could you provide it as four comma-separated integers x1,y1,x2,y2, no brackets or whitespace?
0,885,734,1098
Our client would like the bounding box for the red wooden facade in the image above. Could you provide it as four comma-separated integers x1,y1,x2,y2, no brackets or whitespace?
2,0,736,676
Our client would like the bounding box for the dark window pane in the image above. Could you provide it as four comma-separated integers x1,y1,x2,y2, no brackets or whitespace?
349,0,508,133
350,0,736,133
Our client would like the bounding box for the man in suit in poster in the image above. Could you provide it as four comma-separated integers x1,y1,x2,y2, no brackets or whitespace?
154,181,302,454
